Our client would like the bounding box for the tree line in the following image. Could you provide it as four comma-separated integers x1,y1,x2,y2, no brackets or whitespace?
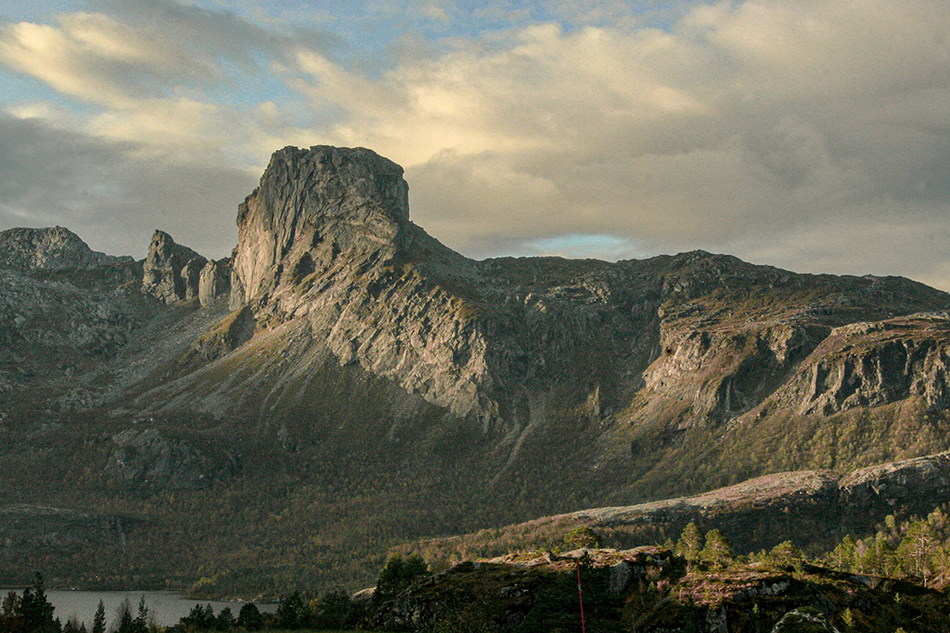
9,511,950,633
0,553,432,633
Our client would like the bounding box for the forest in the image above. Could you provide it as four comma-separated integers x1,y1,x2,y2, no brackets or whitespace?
8,506,950,633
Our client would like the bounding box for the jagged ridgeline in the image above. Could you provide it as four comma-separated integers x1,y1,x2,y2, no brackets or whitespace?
3,145,950,593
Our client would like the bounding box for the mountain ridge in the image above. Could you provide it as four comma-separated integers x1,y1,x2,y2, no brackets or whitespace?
3,144,950,593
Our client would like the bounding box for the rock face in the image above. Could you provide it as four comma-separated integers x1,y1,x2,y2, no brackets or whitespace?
104,428,238,490
199,259,231,306
142,230,208,304
230,145,411,309
780,317,950,415
0,226,132,270
222,146,660,427
138,145,950,495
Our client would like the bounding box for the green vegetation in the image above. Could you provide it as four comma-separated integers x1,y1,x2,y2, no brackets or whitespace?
16,509,950,633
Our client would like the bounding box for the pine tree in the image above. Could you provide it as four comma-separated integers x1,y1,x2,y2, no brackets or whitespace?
897,520,939,585
372,552,430,606
564,526,601,549
1,591,22,633
20,573,56,633
827,535,857,572
275,592,306,630
236,604,262,631
92,601,106,633
701,529,733,568
115,599,134,633
132,597,149,633
675,523,704,571
768,541,804,567
215,607,235,631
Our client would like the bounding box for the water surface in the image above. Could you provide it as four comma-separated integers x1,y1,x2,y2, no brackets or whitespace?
2,589,275,627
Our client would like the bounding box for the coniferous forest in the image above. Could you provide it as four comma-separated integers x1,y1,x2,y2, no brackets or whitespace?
10,507,950,633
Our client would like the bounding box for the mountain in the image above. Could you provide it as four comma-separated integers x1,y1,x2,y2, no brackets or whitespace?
2,145,950,593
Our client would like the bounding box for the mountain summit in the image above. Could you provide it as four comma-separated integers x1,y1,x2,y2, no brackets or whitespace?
2,145,950,592
230,146,413,310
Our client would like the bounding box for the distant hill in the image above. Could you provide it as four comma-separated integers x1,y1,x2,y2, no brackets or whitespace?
2,145,950,594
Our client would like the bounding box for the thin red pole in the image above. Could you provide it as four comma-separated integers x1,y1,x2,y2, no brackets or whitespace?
576,561,587,633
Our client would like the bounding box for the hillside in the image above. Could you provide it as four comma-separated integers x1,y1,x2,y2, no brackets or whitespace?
2,145,950,593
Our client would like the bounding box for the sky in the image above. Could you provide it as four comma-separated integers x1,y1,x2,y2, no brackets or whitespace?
1,1,949,290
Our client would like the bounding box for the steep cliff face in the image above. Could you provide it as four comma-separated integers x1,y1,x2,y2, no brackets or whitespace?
141,145,950,489
780,317,950,415
219,146,658,428
229,145,411,311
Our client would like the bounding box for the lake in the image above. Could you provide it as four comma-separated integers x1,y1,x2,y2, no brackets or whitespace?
1,589,277,627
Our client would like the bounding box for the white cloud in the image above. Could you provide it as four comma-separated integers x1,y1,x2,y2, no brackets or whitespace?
0,12,218,108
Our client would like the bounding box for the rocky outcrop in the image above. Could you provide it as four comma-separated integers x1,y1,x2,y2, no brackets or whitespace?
199,258,231,306
104,428,238,490
772,316,950,416
142,230,208,304
371,544,946,633
219,146,659,427
229,145,411,310
839,451,950,508
0,226,132,270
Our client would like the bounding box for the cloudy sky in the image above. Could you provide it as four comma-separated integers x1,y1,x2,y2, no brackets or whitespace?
1,1,949,289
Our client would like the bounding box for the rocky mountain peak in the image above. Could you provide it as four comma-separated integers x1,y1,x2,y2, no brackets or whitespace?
142,230,208,304
229,145,411,308
0,226,132,270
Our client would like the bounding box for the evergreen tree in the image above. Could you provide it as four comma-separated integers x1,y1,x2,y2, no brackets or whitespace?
403,553,429,579
1,591,22,633
897,520,939,585
132,597,149,633
314,590,352,630
372,552,430,607
236,604,262,632
826,535,857,572
768,541,804,567
275,592,306,630
20,573,56,633
701,529,733,568
91,601,106,633
114,599,134,633
181,605,215,630
564,526,601,549
214,608,234,632
856,533,897,577
675,523,704,571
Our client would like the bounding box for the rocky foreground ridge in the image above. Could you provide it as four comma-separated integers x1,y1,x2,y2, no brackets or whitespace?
3,145,950,592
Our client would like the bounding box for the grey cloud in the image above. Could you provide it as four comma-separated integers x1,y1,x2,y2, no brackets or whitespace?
0,112,253,259
90,0,342,64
